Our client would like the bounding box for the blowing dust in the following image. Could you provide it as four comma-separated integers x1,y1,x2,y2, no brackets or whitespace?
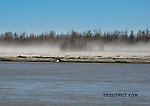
0,41,150,58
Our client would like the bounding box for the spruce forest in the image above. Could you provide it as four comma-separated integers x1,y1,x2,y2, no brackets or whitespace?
0,29,150,51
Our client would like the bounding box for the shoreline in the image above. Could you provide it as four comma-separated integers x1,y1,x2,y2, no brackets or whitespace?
1,55,150,64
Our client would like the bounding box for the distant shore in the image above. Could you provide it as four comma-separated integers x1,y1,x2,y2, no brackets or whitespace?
1,55,150,64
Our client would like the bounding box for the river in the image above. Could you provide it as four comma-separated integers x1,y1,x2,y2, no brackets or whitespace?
0,62,150,106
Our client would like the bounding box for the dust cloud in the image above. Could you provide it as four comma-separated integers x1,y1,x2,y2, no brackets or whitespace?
0,42,150,58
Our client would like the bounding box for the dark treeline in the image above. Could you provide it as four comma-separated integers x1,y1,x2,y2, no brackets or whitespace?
0,29,150,50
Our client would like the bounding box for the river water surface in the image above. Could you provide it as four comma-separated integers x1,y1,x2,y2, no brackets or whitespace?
0,62,150,106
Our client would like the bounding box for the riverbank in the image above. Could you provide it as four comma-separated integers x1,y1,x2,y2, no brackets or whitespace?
0,55,150,63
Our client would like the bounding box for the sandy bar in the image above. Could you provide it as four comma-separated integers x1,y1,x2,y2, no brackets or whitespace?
0,51,150,63
0,55,150,63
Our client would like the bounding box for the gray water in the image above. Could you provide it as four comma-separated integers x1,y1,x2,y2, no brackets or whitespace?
0,62,150,106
